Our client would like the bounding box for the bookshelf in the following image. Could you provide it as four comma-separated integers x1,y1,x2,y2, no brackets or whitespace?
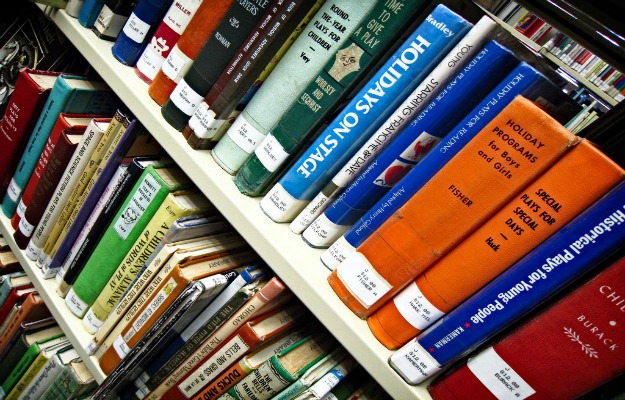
14,5,434,399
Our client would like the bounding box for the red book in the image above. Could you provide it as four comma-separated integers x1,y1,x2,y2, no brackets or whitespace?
0,70,60,194
12,127,89,249
11,114,95,230
428,254,625,400
0,292,50,356
0,285,36,325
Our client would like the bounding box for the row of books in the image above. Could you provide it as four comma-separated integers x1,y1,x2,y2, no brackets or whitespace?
0,266,97,399
493,0,624,103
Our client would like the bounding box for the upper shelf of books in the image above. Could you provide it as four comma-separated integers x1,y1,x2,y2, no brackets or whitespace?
37,5,432,399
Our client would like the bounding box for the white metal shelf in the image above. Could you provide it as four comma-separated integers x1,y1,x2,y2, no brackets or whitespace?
35,7,433,399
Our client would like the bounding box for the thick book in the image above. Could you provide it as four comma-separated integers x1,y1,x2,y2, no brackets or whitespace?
222,332,337,400
134,0,204,83
0,293,50,356
0,70,59,194
0,74,118,218
160,0,273,131
0,252,20,277
142,276,290,399
92,0,139,41
64,165,192,318
163,304,308,400
368,139,625,349
24,118,112,262
82,190,213,333
111,0,173,66
78,0,106,28
19,345,79,400
211,0,378,175
0,286,37,327
328,96,578,318
147,0,236,105
388,180,625,385
302,40,519,249
259,4,474,222
289,16,499,235
427,252,625,400
39,359,96,400
0,273,31,309
184,0,323,149
321,62,583,270
231,0,433,197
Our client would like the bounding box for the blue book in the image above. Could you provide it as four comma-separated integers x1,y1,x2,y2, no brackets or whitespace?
111,0,174,66
78,0,106,28
135,265,268,391
389,180,625,385
260,4,473,223
321,62,582,269
303,40,519,249
0,75,119,218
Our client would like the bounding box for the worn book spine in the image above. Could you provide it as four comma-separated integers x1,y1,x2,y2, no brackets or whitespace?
369,139,625,349
211,0,378,175
304,40,519,249
134,0,204,83
0,294,50,356
389,181,625,385
290,16,498,235
232,0,431,197
92,0,139,41
184,0,321,148
63,166,187,318
147,0,236,105
0,70,59,194
259,4,473,223
160,0,273,131
20,347,78,400
111,0,174,66
328,96,579,318
427,253,625,399
322,62,581,270
65,0,85,17
78,0,106,27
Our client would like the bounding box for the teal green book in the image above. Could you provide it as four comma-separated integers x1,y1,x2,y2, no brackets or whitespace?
64,166,193,319
1,74,119,217
232,0,430,196
211,0,379,175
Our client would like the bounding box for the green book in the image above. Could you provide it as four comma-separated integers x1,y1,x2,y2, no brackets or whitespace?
64,165,193,319
232,0,430,196
211,0,379,175
39,360,96,400
224,333,337,400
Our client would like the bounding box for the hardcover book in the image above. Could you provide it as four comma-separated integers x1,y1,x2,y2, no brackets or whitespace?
78,0,106,28
39,359,96,400
92,0,140,41
388,181,625,385
0,293,50,357
328,96,578,318
211,0,378,175
19,345,80,400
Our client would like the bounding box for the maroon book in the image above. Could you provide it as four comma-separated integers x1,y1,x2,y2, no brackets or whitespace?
13,128,86,249
0,70,60,194
428,254,625,400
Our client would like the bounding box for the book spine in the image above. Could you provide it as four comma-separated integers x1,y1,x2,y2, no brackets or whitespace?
320,63,567,270
78,0,106,27
134,0,204,83
1,75,76,218
65,0,85,17
161,0,273,131
82,191,198,334
64,166,172,318
304,39,519,249
5,352,50,400
368,140,625,349
0,295,49,355
2,347,44,397
290,16,497,235
211,0,377,175
389,180,625,385
147,0,237,105
259,4,473,223
185,0,320,146
92,0,137,41
111,0,173,66
329,95,578,318
232,0,430,197
24,124,102,262
20,353,65,400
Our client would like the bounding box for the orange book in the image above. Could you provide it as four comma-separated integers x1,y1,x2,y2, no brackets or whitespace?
98,248,259,374
328,96,579,318
147,0,236,105
0,292,50,355
368,139,625,348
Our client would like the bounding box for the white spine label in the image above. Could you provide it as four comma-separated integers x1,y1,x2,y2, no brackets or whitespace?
468,347,536,400
321,235,355,270
113,335,131,358
255,134,289,173
113,173,160,240
303,213,346,248
260,183,307,222
289,191,330,234
136,46,164,81
6,178,21,202
18,216,35,237
65,287,90,317
123,13,151,43
336,252,391,308
394,281,445,330
389,341,442,384
170,78,204,116
188,102,220,138
227,115,266,154
162,45,191,83
16,199,26,219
